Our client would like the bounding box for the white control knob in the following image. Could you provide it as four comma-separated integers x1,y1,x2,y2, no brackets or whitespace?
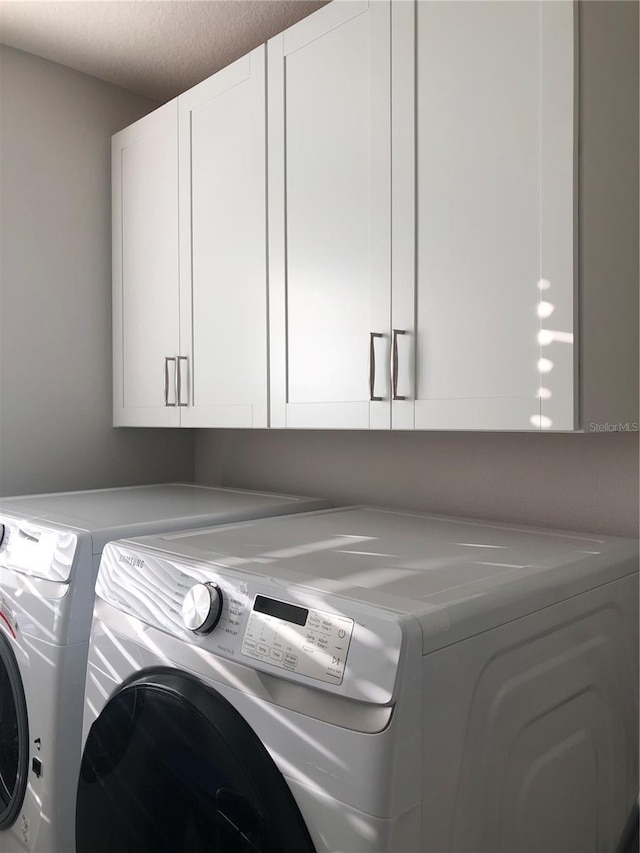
182,583,223,634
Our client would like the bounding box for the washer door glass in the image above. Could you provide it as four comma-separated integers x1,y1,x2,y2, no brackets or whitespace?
0,631,29,829
76,670,316,853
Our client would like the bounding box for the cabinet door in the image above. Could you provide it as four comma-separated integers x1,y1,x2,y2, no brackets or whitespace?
112,101,180,427
268,1,391,429
393,1,575,431
178,47,268,428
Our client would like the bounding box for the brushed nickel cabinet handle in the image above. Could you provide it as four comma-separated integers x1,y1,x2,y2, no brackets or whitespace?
369,332,383,401
164,357,176,407
176,356,188,407
392,329,407,401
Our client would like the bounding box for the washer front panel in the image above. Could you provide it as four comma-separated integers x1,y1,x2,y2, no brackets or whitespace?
242,596,354,685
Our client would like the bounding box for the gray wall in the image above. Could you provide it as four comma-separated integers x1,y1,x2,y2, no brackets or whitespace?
0,45,195,496
195,430,638,537
194,1,639,539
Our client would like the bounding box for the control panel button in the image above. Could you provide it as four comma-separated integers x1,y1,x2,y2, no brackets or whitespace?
182,583,223,635
241,598,354,685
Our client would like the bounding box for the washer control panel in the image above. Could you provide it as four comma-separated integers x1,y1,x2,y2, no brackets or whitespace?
0,516,77,582
99,542,405,704
242,595,354,685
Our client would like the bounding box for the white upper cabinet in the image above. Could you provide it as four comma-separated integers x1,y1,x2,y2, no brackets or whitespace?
112,101,181,427
114,0,635,432
113,49,268,428
179,46,268,428
268,1,391,429
392,0,575,431
268,0,576,431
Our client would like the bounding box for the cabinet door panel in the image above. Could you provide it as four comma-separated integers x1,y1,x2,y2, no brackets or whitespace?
538,4,576,431
269,0,391,429
415,398,541,433
398,0,574,431
179,47,267,428
113,102,180,427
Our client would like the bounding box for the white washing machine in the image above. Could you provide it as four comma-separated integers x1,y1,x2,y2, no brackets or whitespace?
78,506,639,853
0,483,328,853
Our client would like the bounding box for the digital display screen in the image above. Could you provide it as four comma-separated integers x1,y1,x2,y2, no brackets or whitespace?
253,595,308,626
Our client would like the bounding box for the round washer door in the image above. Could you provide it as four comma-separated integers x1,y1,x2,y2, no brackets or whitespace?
0,631,29,829
76,669,317,853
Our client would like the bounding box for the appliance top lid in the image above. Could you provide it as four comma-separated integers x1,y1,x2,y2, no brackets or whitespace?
127,506,639,653
0,484,326,554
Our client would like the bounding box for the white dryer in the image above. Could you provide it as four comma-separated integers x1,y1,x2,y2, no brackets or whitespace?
78,506,638,853
0,484,328,853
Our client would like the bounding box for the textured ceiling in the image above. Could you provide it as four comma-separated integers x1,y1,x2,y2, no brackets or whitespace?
0,0,330,102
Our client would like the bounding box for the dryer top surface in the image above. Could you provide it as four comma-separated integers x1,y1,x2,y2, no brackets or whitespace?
0,484,327,555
